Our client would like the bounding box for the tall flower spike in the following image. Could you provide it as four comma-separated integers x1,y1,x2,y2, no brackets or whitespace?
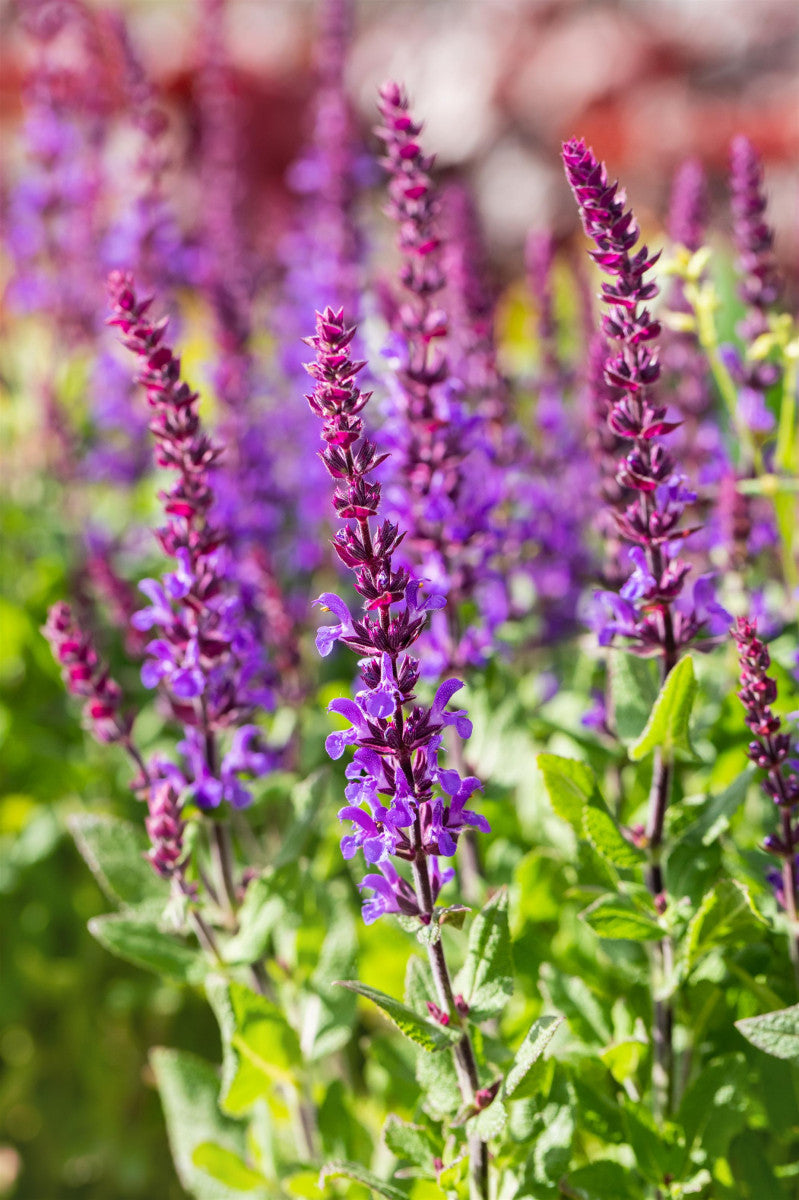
375,82,506,674
107,271,274,812
305,306,489,923
43,602,132,746
562,138,728,660
732,618,799,977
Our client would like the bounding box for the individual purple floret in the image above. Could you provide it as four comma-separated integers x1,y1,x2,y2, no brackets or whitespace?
107,270,274,812
375,82,506,674
563,138,729,665
305,306,489,924
733,618,799,974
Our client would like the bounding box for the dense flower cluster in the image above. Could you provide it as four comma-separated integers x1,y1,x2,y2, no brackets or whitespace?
563,138,727,662
306,306,488,923
733,618,799,927
107,270,273,810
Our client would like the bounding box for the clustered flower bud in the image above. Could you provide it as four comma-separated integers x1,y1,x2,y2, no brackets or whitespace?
43,601,131,745
306,306,489,923
732,617,799,914
145,779,186,879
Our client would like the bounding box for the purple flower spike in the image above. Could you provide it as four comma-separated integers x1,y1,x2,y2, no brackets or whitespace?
305,305,488,922
107,271,273,813
563,138,718,667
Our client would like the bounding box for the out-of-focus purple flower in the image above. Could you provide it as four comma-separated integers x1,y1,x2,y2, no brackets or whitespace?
145,780,185,879
43,601,132,746
730,136,781,341
668,158,708,255
306,305,488,923
375,82,508,673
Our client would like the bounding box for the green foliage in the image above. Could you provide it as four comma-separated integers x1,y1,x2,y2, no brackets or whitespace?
579,894,663,942
502,1015,563,1099
69,812,171,911
335,980,462,1051
88,913,208,984
629,655,698,763
455,888,514,1019
736,1004,799,1065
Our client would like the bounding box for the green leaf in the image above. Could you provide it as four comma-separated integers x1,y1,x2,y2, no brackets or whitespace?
88,913,206,983
334,981,461,1052
536,754,594,832
319,1161,408,1200
539,964,612,1047
274,769,329,869
681,770,754,847
582,799,644,869
563,1160,642,1200
300,915,357,1061
455,888,513,1019
222,875,283,965
683,878,767,972
207,977,302,1115
382,1116,436,1168
609,654,659,743
532,1102,575,1184
502,1015,563,1099
69,813,169,910
579,894,662,942
404,955,434,1015
736,1004,799,1065
191,1143,269,1193
469,1098,507,1140
629,655,698,762
151,1048,254,1200
417,1039,462,1119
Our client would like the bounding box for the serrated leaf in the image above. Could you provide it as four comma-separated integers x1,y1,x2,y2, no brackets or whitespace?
335,981,461,1051
151,1048,253,1200
319,1161,408,1200
582,800,644,869
536,754,594,832
629,655,698,762
69,813,169,910
192,1142,270,1193
88,913,206,983
609,654,659,743
683,878,767,972
580,894,662,941
502,1015,563,1099
455,888,513,1019
383,1116,436,1168
736,1004,799,1065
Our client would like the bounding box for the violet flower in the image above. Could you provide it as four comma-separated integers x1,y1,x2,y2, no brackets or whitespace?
562,138,728,664
305,306,489,924
107,271,274,812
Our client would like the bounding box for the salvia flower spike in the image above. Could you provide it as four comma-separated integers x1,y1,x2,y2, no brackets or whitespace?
107,270,274,814
306,305,489,921
562,137,729,662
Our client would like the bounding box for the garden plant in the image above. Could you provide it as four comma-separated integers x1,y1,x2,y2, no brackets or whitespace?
2,1,798,1198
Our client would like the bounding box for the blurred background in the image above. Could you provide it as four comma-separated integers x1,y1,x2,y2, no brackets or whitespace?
0,1,797,1198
